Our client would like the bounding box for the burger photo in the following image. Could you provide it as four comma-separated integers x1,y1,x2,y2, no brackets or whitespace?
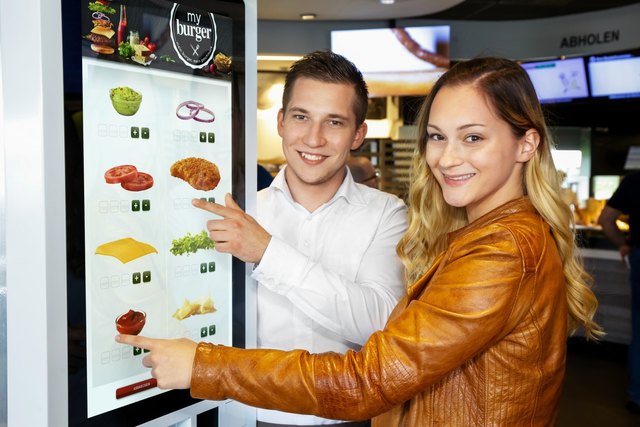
86,1,116,55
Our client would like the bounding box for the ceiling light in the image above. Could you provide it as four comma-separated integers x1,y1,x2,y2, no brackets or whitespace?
380,0,395,4
300,13,316,20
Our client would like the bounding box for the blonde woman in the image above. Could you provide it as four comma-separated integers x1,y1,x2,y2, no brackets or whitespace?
118,57,602,426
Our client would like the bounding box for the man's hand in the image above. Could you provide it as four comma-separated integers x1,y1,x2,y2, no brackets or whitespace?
115,334,197,390
192,193,271,263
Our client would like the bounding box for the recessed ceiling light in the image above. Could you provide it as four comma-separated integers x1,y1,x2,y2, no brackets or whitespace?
300,13,316,20
380,0,395,4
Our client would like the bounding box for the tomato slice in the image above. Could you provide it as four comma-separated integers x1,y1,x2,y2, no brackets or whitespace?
105,165,138,184
121,172,154,191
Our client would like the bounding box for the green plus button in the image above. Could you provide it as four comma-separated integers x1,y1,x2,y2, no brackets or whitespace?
132,200,140,211
200,263,208,274
200,132,207,142
131,127,140,138
132,272,141,284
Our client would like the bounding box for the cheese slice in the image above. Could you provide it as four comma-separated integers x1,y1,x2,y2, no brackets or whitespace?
133,44,152,57
95,237,157,263
91,26,115,39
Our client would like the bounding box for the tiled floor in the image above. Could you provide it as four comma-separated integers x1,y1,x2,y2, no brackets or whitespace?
557,338,640,426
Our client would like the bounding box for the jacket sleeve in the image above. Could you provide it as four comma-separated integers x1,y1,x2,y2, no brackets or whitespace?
191,226,530,420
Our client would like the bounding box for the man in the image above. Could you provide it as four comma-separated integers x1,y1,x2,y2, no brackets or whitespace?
196,51,407,426
347,155,379,189
598,171,640,415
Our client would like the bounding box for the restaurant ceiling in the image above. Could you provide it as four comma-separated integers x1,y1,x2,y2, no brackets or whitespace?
257,0,640,21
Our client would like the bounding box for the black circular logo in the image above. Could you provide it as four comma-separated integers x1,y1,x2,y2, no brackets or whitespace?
170,4,217,68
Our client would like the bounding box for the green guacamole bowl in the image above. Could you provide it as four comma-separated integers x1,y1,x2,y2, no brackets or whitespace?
110,86,142,116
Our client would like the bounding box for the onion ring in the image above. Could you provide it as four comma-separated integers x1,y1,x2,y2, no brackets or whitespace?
175,100,214,122
193,107,215,123
176,101,202,120
92,11,111,22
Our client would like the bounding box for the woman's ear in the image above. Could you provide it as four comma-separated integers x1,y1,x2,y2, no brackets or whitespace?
517,129,540,163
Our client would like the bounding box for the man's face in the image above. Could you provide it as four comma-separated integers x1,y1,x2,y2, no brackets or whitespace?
278,77,367,196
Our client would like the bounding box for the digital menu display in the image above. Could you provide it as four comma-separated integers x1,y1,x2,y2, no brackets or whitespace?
521,57,589,104
588,52,640,99
79,0,236,417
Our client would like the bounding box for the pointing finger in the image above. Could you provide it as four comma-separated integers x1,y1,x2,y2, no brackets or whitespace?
116,334,156,350
192,198,233,218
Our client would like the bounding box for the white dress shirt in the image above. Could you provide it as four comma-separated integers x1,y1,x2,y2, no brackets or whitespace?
252,166,407,425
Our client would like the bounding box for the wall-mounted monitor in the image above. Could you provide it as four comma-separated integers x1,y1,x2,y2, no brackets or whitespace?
587,51,640,100
520,57,589,104
330,26,450,97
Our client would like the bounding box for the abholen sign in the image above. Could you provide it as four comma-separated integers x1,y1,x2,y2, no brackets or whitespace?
560,30,620,49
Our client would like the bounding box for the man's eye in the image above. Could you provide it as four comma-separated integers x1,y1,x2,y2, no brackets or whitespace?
293,114,306,120
329,120,343,126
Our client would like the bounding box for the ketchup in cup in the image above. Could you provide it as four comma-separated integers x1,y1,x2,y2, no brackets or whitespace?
116,309,146,335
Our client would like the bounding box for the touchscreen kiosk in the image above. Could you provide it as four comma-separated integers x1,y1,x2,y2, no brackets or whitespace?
62,0,247,424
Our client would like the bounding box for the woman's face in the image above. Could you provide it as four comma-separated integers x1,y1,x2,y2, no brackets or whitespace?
425,84,539,222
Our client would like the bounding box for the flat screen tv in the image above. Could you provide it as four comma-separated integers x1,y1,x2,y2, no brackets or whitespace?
587,50,640,100
520,57,589,104
330,26,450,97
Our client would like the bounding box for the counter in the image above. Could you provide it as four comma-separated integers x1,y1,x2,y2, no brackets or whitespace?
578,228,631,345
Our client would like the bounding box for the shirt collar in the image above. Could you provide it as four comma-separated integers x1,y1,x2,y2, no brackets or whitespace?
269,165,368,209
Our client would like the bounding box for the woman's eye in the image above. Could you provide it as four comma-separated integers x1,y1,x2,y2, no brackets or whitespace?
428,133,444,142
465,134,482,143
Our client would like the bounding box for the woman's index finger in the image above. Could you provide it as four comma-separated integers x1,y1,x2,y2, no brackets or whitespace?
116,333,155,350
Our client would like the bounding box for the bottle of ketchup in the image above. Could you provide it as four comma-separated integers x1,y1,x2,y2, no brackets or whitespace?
117,4,127,45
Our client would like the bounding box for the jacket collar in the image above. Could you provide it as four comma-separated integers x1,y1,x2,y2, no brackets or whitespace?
447,197,536,245
407,197,536,297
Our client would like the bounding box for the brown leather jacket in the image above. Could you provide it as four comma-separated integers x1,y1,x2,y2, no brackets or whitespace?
191,197,568,426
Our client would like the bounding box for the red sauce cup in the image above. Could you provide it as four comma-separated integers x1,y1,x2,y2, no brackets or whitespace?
116,309,146,335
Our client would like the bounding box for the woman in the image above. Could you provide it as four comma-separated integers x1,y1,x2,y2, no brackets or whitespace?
118,57,602,426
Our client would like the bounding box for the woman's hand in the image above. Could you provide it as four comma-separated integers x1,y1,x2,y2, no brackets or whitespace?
116,334,197,390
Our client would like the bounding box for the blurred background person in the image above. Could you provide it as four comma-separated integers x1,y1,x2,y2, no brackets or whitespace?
598,170,640,415
347,155,379,189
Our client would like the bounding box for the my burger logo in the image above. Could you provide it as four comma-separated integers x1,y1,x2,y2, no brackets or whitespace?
169,3,217,68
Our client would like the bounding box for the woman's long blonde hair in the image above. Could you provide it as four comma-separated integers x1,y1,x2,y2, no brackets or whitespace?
397,57,602,339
